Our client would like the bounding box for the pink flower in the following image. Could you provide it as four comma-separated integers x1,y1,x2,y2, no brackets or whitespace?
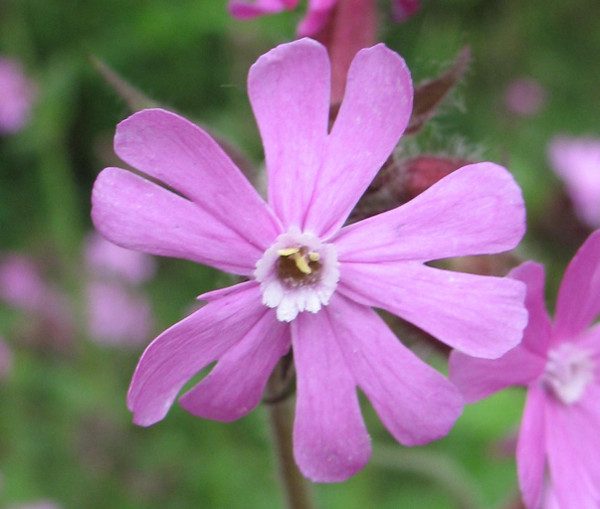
85,281,153,347
92,39,527,481
84,233,155,347
548,137,600,229
0,255,47,313
229,0,420,36
85,232,156,284
504,78,546,118
0,255,75,349
0,57,36,135
450,231,600,509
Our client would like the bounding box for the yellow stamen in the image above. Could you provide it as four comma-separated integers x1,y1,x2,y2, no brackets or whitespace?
277,247,300,257
292,253,312,274
308,251,320,262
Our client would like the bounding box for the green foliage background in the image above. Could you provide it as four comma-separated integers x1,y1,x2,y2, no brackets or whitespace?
0,0,599,507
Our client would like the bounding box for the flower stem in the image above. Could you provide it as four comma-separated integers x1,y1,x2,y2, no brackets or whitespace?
266,365,316,509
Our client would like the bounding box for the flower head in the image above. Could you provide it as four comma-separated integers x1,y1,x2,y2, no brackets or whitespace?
548,136,600,229
92,39,527,481
450,230,600,508
0,57,36,135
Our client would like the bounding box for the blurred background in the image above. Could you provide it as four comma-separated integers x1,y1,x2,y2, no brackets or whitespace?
0,0,599,507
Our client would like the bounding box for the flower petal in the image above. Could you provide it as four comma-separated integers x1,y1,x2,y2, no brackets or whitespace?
303,43,413,237
545,396,600,509
114,108,281,251
554,230,600,339
127,282,266,426
509,262,553,356
333,163,525,263
449,262,551,402
229,0,298,19
548,137,600,229
449,345,543,403
516,384,546,509
92,167,261,275
330,294,463,445
339,261,527,359
292,309,371,482
178,313,289,422
248,39,330,228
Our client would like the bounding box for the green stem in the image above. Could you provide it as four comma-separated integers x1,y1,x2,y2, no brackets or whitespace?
266,367,316,509
372,446,484,509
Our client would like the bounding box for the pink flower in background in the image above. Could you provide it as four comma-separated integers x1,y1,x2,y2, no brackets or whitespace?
0,57,36,135
86,281,153,347
0,255,74,345
85,232,156,284
0,255,47,312
504,77,546,117
548,137,600,229
92,39,527,481
229,0,420,36
84,233,155,347
450,231,600,509
391,0,420,21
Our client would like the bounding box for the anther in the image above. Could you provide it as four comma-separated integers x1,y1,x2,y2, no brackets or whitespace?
308,252,320,262
292,253,312,275
277,247,300,257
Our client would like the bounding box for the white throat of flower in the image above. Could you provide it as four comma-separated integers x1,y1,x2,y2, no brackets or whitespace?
543,343,595,405
255,229,339,322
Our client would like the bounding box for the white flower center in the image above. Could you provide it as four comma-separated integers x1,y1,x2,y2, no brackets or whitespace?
254,229,339,322
543,343,595,405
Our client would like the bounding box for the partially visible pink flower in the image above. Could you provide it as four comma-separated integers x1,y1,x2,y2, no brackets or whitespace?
0,254,75,349
504,78,546,117
84,234,155,347
92,39,527,481
85,232,155,284
391,0,420,21
450,231,600,509
229,0,299,19
548,136,600,229
229,0,420,36
0,57,36,134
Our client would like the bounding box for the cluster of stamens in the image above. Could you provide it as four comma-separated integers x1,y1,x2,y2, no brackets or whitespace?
276,247,322,287
254,229,340,322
